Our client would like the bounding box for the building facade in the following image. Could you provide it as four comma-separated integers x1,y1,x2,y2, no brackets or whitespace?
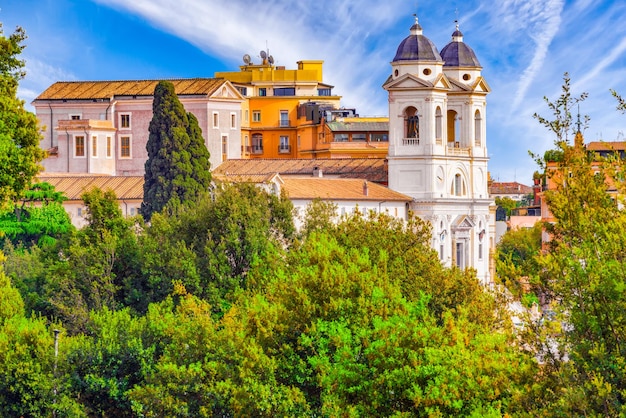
215,57,342,159
33,78,244,175
384,17,493,283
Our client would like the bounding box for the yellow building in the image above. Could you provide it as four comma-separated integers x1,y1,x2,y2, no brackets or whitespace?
215,55,342,159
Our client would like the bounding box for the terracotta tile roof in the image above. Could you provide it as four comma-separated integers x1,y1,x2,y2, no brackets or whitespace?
34,78,227,101
212,173,281,184
489,181,532,195
282,178,410,201
586,141,626,151
213,158,388,183
36,174,144,200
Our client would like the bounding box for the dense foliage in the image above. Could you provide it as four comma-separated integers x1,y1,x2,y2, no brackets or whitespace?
0,24,45,209
0,182,540,416
141,81,212,220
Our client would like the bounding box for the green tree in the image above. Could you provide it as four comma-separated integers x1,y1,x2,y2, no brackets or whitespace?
0,24,45,209
0,182,72,247
141,81,211,220
526,75,626,416
496,222,542,299
495,196,519,219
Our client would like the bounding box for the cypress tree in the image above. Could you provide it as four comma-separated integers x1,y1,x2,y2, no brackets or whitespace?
141,81,211,220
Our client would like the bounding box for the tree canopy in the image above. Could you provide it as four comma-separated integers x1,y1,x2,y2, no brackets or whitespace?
0,24,45,209
141,80,212,220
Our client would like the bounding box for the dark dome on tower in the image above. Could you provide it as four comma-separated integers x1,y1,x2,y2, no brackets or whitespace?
393,18,442,62
440,26,481,67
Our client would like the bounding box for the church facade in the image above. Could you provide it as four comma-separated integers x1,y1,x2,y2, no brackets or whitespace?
384,16,494,284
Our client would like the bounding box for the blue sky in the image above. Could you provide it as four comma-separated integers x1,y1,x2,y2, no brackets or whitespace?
3,0,626,183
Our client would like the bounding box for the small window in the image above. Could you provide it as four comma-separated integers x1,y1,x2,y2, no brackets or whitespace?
120,113,131,129
318,88,332,96
75,135,85,157
258,88,266,97
352,133,366,142
463,73,471,81
213,112,219,128
252,134,263,154
252,110,261,122
245,109,249,121
230,112,236,129
423,68,432,75
106,136,112,158
70,114,81,120
236,86,247,96
280,110,289,127
279,136,290,153
120,136,131,158
130,207,136,216
274,87,295,96
92,136,98,157
371,133,388,142
222,135,228,162
77,207,83,217
334,133,349,142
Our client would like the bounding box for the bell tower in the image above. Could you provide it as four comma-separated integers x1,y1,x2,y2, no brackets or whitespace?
384,16,493,284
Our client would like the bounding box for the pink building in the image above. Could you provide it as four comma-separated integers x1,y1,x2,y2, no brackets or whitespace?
33,78,244,176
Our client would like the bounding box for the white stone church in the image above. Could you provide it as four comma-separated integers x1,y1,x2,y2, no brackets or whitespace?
384,16,494,284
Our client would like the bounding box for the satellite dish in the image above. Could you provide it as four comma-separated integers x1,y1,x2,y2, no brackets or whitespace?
260,50,267,59
268,55,274,64
243,54,251,64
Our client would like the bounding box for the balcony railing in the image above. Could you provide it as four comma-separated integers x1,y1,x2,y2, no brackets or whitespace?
278,145,291,154
402,138,420,146
279,121,291,128
252,146,264,154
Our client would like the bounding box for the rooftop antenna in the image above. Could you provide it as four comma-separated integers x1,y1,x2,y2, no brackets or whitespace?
455,7,459,29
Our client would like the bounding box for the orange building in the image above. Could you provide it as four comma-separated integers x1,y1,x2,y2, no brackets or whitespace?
215,55,342,159
317,116,389,158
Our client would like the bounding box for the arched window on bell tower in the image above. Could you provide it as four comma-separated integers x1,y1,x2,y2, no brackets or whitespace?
474,110,482,146
405,107,419,140
435,106,442,145
452,173,467,196
447,110,459,146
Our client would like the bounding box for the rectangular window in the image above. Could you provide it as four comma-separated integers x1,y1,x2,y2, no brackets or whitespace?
213,112,219,128
371,133,388,142
274,87,295,96
75,135,85,157
230,112,236,129
279,136,290,153
252,134,263,154
92,136,98,157
120,136,131,158
70,114,81,120
245,109,249,121
479,242,483,260
279,110,289,127
236,86,247,96
318,88,331,96
120,113,131,129
222,135,228,162
334,133,349,142
258,88,266,97
244,135,250,154
106,136,112,157
352,133,367,142
252,110,261,122
77,207,83,217
130,207,136,216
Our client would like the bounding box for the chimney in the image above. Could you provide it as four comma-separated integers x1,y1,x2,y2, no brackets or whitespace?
363,180,369,196
313,167,323,178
